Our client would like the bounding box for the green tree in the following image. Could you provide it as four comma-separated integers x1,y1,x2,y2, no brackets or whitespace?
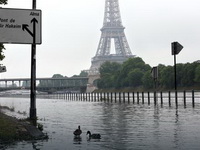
0,0,7,4
117,57,151,88
160,66,174,89
142,71,154,89
157,64,166,87
52,74,64,78
96,56,200,90
97,61,121,88
79,71,88,77
127,68,144,87
176,63,184,87
99,61,121,77
181,63,197,86
194,65,200,83
121,57,149,74
0,44,5,61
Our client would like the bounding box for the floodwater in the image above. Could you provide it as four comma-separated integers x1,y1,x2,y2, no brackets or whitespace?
0,96,200,150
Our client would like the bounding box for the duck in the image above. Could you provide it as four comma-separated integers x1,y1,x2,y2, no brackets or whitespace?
86,131,101,139
73,125,82,136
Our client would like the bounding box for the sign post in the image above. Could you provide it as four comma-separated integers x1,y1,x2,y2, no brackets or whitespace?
30,0,37,120
151,66,158,105
171,42,183,90
151,66,158,89
0,3,41,120
171,41,183,107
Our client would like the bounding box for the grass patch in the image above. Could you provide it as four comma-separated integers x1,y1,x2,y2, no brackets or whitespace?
0,113,18,141
0,113,32,143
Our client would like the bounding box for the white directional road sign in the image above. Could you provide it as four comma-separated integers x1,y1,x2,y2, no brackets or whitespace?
0,8,41,44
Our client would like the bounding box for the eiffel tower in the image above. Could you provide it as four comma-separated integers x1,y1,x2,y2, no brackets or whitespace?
90,0,135,72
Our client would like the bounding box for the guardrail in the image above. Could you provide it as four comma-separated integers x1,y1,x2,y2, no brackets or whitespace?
44,90,200,108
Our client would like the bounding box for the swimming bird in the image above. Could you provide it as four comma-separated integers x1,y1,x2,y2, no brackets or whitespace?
86,131,101,139
73,126,82,136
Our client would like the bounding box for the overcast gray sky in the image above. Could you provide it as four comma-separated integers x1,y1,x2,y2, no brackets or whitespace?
1,0,200,78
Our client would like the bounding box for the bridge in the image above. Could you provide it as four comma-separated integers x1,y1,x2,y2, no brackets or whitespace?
0,77,89,93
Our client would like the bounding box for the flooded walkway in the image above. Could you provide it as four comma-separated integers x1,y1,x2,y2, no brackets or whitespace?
0,97,200,149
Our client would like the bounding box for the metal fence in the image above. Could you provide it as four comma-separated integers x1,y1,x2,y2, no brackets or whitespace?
43,90,200,108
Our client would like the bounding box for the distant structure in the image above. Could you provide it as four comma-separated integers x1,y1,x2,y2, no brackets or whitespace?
87,0,135,92
90,0,135,72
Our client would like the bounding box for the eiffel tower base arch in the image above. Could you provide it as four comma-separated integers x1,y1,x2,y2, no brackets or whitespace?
86,73,100,93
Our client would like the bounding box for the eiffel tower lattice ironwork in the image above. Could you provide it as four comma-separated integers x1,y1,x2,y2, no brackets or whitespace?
90,0,135,72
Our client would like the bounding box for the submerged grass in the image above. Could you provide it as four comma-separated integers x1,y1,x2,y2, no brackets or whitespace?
0,112,18,141
0,110,48,146
0,112,32,143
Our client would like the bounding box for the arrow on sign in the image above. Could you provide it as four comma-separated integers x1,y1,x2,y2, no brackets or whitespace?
22,18,38,38
22,24,34,37
31,18,38,38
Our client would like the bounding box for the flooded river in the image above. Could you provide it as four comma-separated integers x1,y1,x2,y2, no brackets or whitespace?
0,97,200,150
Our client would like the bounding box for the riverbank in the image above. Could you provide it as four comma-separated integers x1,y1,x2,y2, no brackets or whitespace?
0,110,47,147
93,86,200,93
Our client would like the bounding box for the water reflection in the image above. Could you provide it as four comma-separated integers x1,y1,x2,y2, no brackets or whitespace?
152,105,161,149
73,136,82,144
174,109,180,149
32,141,41,150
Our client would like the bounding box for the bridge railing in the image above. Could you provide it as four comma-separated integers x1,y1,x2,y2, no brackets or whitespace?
0,77,88,92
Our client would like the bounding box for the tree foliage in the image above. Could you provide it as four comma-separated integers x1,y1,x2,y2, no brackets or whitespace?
97,62,121,88
97,57,153,89
194,66,200,83
159,65,174,89
79,71,88,77
0,0,7,4
0,0,7,61
97,57,200,90
0,44,5,61
142,71,154,89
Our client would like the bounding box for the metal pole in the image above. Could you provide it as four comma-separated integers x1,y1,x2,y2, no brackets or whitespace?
160,91,163,106
30,0,37,120
154,91,157,105
33,0,36,9
148,92,150,105
174,54,178,107
192,90,195,108
183,91,186,108
174,54,177,91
